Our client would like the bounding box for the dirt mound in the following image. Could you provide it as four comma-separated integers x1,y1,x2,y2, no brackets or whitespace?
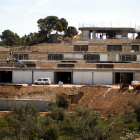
68,86,140,118
0,85,140,118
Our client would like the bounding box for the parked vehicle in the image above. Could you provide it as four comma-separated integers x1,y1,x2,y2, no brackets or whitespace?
34,78,51,85
116,35,128,39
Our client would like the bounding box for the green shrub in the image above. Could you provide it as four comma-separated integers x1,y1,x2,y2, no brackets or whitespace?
56,94,70,109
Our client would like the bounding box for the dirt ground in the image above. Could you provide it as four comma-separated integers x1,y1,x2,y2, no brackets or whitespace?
0,84,139,118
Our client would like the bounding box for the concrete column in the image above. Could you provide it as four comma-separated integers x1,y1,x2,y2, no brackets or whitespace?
92,31,96,39
82,30,90,39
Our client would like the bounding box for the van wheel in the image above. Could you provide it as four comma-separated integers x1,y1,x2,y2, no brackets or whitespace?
45,83,48,85
36,82,38,85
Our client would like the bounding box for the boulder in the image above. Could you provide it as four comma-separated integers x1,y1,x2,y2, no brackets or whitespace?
67,26,78,37
47,34,63,43
136,32,140,39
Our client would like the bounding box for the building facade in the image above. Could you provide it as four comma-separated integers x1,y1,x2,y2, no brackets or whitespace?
0,26,140,85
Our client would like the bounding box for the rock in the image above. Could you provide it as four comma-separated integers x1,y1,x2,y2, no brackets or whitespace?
67,26,78,37
136,32,140,39
47,34,63,43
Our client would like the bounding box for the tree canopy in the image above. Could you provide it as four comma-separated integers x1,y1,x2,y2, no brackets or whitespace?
0,30,20,46
0,15,69,46
37,16,68,37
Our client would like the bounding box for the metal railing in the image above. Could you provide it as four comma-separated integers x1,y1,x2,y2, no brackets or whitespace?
79,22,140,31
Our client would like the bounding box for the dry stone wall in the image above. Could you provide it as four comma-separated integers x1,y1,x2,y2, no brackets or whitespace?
36,62,57,68
114,63,140,68
75,63,96,68
0,51,13,60
89,45,107,52
73,39,133,43
122,45,132,52
28,54,48,60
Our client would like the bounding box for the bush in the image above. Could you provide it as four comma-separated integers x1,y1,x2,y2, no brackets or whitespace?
43,125,59,140
0,103,45,139
56,94,70,109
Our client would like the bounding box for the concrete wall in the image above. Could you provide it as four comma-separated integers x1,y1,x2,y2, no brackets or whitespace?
33,71,54,84
116,55,119,61
0,99,50,111
64,53,83,60
93,72,112,85
137,55,140,61
100,54,108,61
73,71,92,85
13,71,32,83
82,31,90,39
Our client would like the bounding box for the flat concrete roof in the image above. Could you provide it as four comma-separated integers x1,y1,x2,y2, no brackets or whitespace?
79,27,140,33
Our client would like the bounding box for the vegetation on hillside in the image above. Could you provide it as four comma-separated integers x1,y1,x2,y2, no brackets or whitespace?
0,96,140,140
0,16,68,46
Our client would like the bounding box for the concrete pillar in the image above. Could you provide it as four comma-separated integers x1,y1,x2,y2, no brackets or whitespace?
82,30,90,39
92,31,96,39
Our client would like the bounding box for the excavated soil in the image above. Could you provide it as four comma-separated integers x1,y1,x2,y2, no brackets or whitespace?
0,85,140,118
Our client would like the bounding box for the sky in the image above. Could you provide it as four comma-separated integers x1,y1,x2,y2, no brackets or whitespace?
0,0,140,37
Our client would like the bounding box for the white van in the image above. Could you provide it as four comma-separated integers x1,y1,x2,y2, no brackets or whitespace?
34,78,51,85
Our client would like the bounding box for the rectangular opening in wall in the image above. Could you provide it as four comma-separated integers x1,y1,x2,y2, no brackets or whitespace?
107,45,122,52
115,72,133,84
25,63,36,67
97,64,114,68
0,71,12,83
74,45,88,51
132,45,139,52
57,64,74,68
84,54,100,61
122,55,136,61
19,54,28,60
48,54,63,60
54,72,72,84
13,54,18,59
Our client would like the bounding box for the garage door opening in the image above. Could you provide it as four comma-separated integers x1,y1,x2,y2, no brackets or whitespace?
54,72,72,84
115,73,133,84
0,71,12,83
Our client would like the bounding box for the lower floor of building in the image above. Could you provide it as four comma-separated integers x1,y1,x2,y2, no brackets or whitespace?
0,69,140,85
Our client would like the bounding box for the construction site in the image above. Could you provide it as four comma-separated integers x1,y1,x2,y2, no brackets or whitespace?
1,23,140,118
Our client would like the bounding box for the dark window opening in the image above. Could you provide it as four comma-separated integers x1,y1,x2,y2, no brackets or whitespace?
84,54,100,61
115,73,133,84
97,64,114,68
0,71,12,83
61,61,78,63
122,55,136,61
107,45,122,52
13,54,18,59
48,54,63,60
57,64,74,68
132,45,139,52
25,63,36,67
19,54,28,60
54,72,72,84
74,45,88,51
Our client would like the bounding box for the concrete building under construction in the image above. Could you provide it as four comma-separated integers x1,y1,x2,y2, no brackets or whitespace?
0,24,140,85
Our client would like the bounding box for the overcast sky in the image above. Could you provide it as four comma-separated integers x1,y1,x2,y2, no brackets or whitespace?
0,0,140,37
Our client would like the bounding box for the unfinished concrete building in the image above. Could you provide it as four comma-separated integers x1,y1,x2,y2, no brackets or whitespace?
0,24,140,85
